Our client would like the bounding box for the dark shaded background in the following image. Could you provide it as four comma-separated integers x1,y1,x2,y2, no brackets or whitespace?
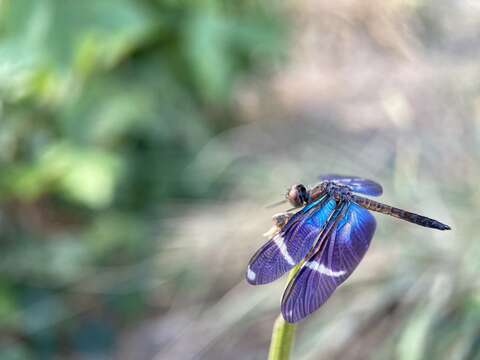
0,0,478,359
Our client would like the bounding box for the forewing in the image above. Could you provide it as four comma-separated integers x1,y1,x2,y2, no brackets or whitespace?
281,202,376,322
246,198,337,285
320,174,383,196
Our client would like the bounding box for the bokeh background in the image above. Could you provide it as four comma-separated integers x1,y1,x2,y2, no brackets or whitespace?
0,0,478,359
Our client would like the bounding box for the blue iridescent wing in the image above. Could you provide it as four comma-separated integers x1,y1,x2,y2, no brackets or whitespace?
246,197,337,285
320,174,383,196
281,202,376,323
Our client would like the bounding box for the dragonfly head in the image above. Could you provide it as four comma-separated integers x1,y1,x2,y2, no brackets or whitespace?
286,184,309,207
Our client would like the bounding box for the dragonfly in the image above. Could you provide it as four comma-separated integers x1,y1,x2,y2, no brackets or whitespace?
246,175,450,323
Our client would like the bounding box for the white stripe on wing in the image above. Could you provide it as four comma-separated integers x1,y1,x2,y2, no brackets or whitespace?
273,234,295,266
304,261,346,277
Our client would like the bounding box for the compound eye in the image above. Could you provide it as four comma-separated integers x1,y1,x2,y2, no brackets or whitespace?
286,184,308,207
297,184,308,201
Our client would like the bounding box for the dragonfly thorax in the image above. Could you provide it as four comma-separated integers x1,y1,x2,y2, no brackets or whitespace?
324,181,353,202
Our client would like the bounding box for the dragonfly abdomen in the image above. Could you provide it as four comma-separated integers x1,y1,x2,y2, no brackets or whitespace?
352,195,450,231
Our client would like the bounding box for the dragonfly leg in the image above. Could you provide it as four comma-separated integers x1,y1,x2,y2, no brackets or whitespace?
263,212,293,238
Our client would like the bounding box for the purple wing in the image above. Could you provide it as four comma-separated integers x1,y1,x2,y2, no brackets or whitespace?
246,197,337,285
281,202,376,323
320,174,383,196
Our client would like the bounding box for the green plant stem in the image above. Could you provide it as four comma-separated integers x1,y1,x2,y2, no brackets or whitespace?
268,263,301,360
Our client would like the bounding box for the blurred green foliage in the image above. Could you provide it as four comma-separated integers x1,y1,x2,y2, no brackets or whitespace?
0,0,284,357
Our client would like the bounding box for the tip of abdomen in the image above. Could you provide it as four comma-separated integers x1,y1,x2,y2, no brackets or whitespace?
436,222,451,230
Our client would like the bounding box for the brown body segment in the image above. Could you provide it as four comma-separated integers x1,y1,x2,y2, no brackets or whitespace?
352,195,450,231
